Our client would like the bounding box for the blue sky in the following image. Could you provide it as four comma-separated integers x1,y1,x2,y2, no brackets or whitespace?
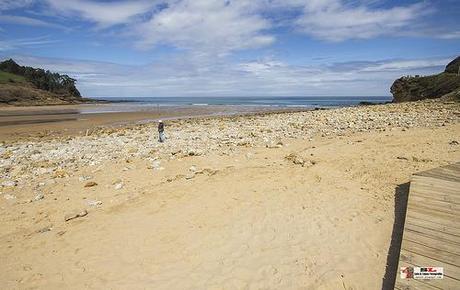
0,0,459,98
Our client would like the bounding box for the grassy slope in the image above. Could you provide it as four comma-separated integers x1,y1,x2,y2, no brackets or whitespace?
0,70,27,84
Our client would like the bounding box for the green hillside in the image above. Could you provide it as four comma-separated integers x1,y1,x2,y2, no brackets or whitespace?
0,70,26,84
0,59,92,106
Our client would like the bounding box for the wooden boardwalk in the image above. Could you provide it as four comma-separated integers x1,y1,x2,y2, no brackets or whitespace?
395,162,460,290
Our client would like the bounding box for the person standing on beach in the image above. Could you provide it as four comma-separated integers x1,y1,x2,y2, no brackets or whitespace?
158,120,165,142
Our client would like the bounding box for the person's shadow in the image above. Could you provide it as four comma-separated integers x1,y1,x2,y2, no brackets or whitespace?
381,182,410,290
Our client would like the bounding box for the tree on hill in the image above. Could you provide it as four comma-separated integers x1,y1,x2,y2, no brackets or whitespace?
0,59,81,98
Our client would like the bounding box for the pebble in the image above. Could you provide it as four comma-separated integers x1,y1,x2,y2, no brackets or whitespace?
79,176,92,182
87,200,102,207
36,226,52,233
150,160,164,170
3,194,15,200
34,193,45,201
64,209,88,222
1,100,459,186
84,181,98,188
114,182,124,190
1,180,17,187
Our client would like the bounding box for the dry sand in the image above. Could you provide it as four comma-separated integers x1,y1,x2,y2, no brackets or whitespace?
0,100,459,289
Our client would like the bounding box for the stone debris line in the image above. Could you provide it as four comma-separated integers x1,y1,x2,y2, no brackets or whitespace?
0,100,459,187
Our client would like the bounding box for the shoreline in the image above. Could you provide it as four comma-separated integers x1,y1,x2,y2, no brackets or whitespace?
0,103,314,142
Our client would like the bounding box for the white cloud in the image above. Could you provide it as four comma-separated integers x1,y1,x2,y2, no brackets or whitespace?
0,14,65,28
436,31,460,40
0,0,34,11
0,36,57,51
8,54,451,98
134,0,274,53
294,0,430,41
360,58,451,72
44,0,155,27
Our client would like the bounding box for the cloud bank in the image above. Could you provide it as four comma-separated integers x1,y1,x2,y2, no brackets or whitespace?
0,0,459,97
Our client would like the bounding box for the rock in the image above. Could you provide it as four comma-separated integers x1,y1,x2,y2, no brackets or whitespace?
285,153,315,167
78,176,92,182
187,149,202,156
445,56,460,74
36,226,52,233
53,170,68,178
114,182,123,190
237,140,250,146
0,150,13,159
84,181,98,188
34,193,44,201
189,165,197,172
185,173,195,180
64,209,88,222
149,160,164,170
87,200,102,207
201,168,218,176
1,180,16,187
449,140,459,145
412,156,432,163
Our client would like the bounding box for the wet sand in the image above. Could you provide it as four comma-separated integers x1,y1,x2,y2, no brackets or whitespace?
0,104,304,142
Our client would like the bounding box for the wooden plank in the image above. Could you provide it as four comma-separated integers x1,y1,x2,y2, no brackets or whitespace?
408,194,460,215
417,163,460,179
404,217,460,243
396,277,445,290
411,178,460,199
415,165,460,183
407,185,460,204
395,274,458,290
407,203,457,223
395,162,460,289
400,248,460,279
411,182,460,197
402,238,460,265
406,210,460,231
404,224,460,246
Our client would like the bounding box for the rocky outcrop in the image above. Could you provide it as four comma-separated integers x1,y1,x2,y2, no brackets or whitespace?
391,56,460,103
445,56,460,74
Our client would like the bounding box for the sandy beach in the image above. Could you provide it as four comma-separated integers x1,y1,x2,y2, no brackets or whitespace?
1,100,459,289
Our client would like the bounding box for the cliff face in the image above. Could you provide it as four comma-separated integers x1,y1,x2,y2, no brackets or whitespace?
391,56,460,103
445,56,460,74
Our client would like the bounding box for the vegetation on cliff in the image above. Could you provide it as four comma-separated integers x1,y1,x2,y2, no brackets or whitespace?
0,59,88,106
0,59,81,97
391,56,460,102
